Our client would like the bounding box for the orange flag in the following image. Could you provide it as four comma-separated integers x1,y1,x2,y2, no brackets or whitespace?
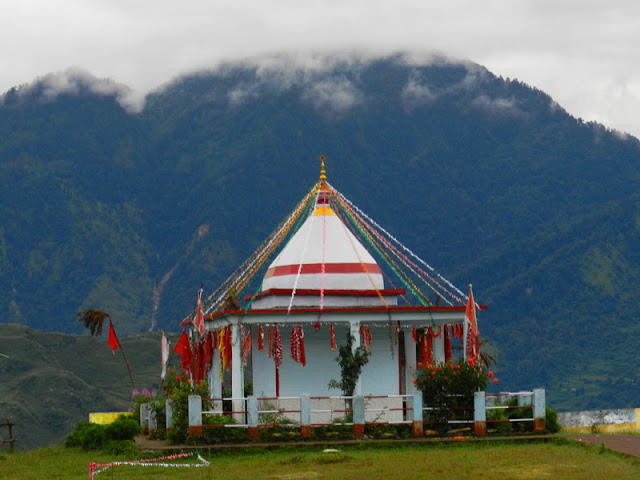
464,285,479,359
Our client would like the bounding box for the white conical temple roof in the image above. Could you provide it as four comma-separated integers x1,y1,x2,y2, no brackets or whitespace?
261,189,385,293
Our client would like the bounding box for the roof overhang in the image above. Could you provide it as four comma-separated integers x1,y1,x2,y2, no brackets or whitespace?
198,304,488,328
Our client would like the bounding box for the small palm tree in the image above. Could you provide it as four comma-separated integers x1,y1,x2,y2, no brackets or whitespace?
452,337,497,367
478,338,497,367
77,309,135,390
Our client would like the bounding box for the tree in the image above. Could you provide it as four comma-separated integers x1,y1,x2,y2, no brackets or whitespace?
328,331,370,398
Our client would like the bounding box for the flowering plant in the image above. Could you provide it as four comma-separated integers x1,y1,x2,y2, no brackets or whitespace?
414,357,496,434
130,387,158,423
162,368,209,444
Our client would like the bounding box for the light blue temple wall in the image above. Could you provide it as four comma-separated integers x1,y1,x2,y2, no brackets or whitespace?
360,326,400,396
250,324,400,397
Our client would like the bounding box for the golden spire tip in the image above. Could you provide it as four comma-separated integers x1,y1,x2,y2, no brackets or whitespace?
319,155,326,182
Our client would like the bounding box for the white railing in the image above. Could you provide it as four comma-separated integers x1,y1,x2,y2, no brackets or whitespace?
142,388,546,439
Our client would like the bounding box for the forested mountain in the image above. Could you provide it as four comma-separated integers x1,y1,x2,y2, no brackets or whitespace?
2,53,640,414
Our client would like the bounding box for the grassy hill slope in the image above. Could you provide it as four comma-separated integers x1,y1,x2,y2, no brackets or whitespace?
0,324,177,450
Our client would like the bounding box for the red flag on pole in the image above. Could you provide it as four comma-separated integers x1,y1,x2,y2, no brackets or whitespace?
107,322,119,354
174,330,193,373
194,288,206,337
464,285,479,359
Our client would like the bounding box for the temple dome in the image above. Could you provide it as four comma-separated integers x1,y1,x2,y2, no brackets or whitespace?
261,189,385,293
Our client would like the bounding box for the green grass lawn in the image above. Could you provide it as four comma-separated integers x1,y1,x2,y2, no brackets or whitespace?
1,439,639,480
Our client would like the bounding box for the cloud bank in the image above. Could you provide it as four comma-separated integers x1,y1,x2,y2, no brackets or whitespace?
1,1,639,137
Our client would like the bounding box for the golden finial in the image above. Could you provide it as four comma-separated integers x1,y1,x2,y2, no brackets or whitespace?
319,155,326,182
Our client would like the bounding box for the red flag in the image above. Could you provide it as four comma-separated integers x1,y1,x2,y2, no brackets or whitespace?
290,325,306,366
444,325,452,363
194,288,205,337
272,325,283,368
195,341,205,383
360,325,372,353
242,330,252,367
419,334,429,364
330,323,336,350
107,322,119,353
174,330,193,373
464,286,479,359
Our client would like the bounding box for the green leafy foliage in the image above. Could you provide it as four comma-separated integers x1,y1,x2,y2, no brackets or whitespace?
414,358,492,434
327,331,370,398
486,399,561,434
158,368,210,445
203,415,248,443
65,415,140,452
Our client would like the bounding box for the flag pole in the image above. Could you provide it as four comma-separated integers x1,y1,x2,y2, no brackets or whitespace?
77,309,136,391
111,320,136,391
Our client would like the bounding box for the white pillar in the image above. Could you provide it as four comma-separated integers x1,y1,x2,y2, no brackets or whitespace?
350,321,362,396
208,343,222,414
404,330,418,394
433,326,445,363
231,320,244,423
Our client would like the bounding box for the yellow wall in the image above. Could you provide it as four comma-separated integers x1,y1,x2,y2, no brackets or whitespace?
89,412,132,425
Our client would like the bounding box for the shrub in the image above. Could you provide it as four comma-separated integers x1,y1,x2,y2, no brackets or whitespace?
414,357,492,434
65,422,106,450
486,398,531,434
485,398,561,435
546,406,561,433
104,415,141,440
162,368,210,445
65,415,141,452
203,414,247,443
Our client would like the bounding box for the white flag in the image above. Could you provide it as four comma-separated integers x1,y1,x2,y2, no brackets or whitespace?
161,332,170,380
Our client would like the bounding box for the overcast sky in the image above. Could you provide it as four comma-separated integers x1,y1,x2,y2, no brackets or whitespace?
1,1,639,139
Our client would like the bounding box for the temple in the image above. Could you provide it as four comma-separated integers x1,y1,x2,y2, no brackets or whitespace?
182,156,484,419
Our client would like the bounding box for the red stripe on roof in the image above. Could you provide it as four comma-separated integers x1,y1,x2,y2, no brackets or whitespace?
266,263,381,277
244,288,406,301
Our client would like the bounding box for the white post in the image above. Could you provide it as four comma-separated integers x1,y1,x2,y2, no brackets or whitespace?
404,330,418,394
208,344,222,414
433,326,445,363
474,391,486,436
404,329,418,423
231,320,245,423
188,395,203,436
533,388,546,432
165,399,173,432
